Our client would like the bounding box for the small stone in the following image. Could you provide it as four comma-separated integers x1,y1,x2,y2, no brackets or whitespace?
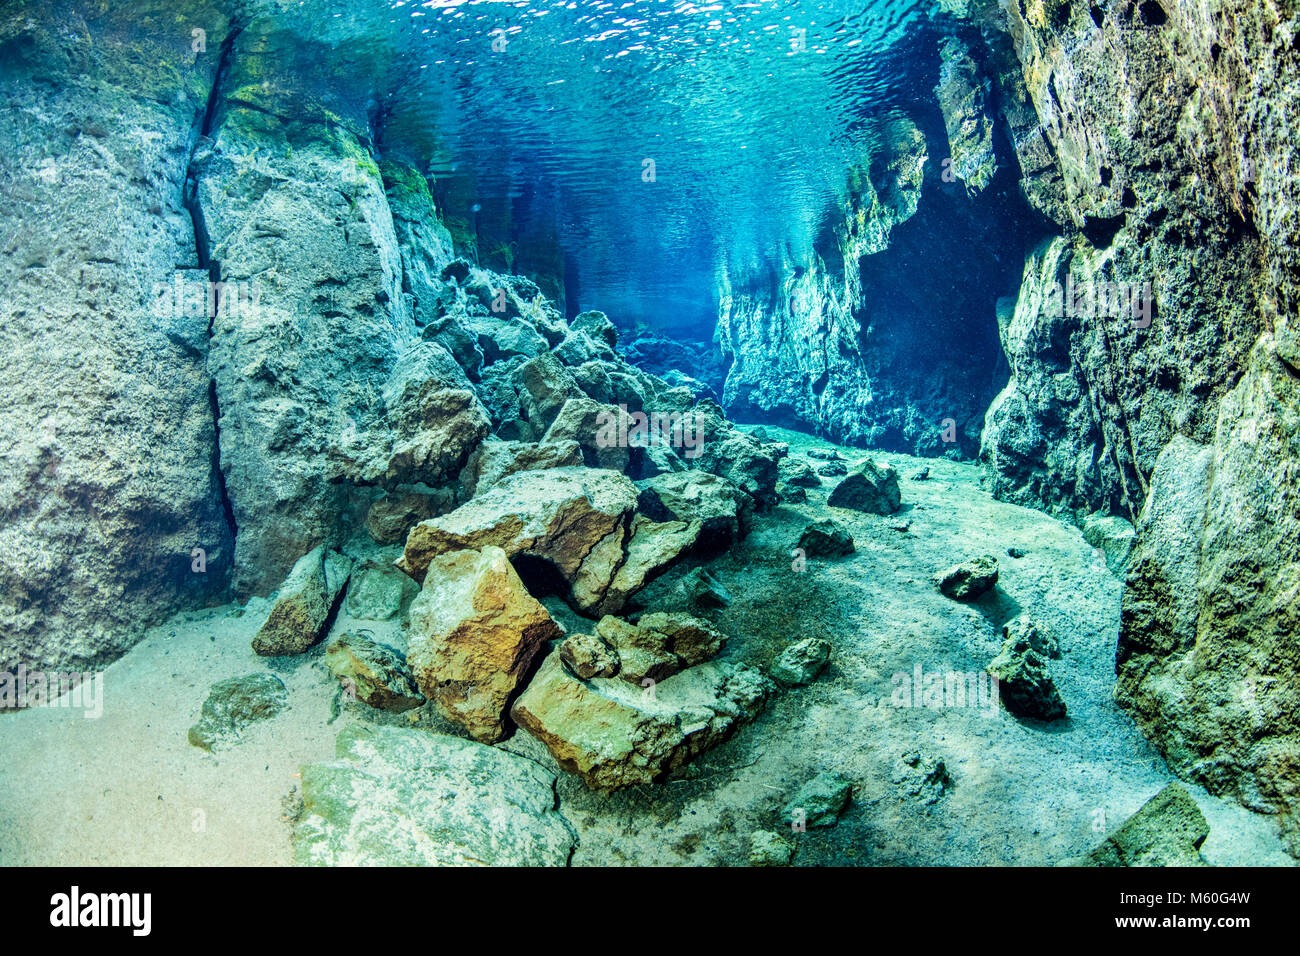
681,567,732,609
936,554,998,600
806,449,842,461
816,460,848,477
987,624,1066,721
796,520,854,558
770,637,832,687
749,830,794,867
784,772,853,829
1006,546,1027,559
325,633,424,712
1077,782,1209,867
188,673,288,751
827,458,901,515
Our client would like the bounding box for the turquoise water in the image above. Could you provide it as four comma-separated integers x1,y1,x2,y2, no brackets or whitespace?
274,0,950,331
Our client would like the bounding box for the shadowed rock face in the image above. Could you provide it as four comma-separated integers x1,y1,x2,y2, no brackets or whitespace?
978,0,1300,849
0,0,237,674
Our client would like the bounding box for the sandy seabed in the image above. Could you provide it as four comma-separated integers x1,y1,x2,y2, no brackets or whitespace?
1,427,1293,867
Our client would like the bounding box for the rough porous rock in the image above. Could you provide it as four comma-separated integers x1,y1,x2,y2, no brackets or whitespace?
1116,335,1300,850
324,633,424,713
592,515,702,616
1076,783,1209,868
187,673,288,752
406,545,563,742
345,560,418,621
796,520,855,559
749,831,794,867
511,653,770,791
293,724,577,866
635,470,752,550
251,547,352,656
578,612,726,684
459,438,584,498
827,459,901,515
784,772,854,829
987,624,1066,721
936,554,998,601
770,637,833,687
1082,512,1137,574
397,465,638,589
681,567,733,610
0,2,237,674
364,491,451,545
779,457,822,488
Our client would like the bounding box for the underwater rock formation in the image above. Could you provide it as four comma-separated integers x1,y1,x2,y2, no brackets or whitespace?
0,1,237,675
293,724,577,866
1076,782,1210,867
977,0,1300,845
406,545,561,743
511,653,770,791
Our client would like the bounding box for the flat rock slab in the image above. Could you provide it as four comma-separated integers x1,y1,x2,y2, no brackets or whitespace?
512,653,770,791
1076,782,1210,867
187,673,288,752
252,546,353,656
293,725,577,866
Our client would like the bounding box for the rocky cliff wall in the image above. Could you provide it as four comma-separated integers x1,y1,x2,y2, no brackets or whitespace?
981,0,1300,850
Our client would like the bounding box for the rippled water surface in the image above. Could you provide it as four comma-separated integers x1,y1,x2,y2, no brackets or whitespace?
299,0,951,329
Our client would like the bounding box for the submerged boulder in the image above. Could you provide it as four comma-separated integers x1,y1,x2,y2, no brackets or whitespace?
511,653,770,790
635,470,752,550
252,546,352,656
936,554,998,600
987,622,1066,721
784,772,854,829
325,632,424,713
770,637,832,687
827,459,901,514
406,545,563,743
458,438,584,498
592,515,702,615
779,457,822,488
187,673,288,751
556,612,725,685
397,466,638,586
293,725,577,866
345,560,418,621
1076,782,1209,867
796,520,855,558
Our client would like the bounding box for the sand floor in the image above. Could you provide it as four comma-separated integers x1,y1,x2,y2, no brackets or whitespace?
0,426,1293,866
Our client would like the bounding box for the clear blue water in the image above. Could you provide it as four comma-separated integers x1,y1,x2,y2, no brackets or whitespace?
312,0,957,332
